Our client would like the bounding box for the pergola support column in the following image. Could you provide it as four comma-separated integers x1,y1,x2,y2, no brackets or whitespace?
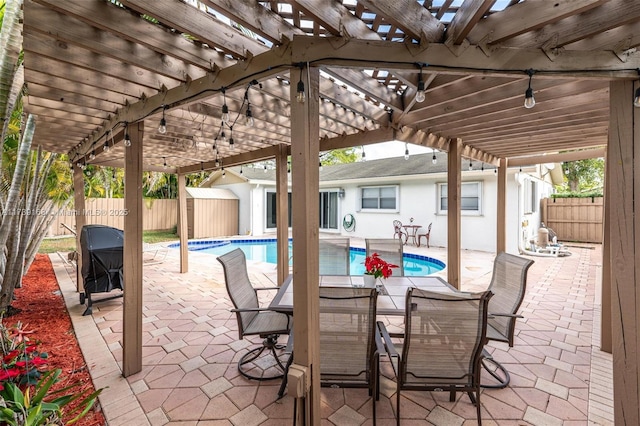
447,138,462,289
73,167,86,293
122,121,143,377
178,173,189,273
276,143,290,285
608,80,640,424
497,158,507,253
290,65,321,426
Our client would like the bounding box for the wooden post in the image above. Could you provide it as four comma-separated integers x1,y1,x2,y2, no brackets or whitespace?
496,158,507,253
72,167,86,293
122,121,143,377
178,173,189,273
276,144,290,286
290,65,321,426
601,150,611,353
447,138,462,289
608,80,640,424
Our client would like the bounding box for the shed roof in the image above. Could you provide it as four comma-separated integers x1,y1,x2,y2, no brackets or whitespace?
185,187,238,200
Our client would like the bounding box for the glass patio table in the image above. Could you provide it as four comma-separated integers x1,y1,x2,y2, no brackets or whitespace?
270,275,457,316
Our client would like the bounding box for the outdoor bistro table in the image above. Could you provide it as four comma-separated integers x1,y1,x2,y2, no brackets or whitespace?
270,275,457,316
402,224,422,246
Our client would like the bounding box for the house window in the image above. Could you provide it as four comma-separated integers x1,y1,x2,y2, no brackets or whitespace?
266,191,292,229
438,182,482,214
319,191,339,230
360,186,398,211
524,179,538,213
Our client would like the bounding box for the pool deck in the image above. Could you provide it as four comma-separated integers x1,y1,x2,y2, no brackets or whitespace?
52,237,614,425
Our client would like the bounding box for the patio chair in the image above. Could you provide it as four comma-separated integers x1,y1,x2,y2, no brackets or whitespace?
278,287,383,421
365,238,404,276
481,252,534,389
143,242,168,265
416,222,432,248
319,287,381,423
378,288,493,426
319,237,351,275
216,248,292,381
392,220,407,243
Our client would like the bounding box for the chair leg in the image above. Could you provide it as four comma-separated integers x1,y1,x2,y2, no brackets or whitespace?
396,386,401,426
480,354,511,389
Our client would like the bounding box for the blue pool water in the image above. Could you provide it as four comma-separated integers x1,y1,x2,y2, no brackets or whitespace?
170,239,445,276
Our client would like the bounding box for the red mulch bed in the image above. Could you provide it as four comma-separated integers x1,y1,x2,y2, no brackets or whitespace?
7,254,106,426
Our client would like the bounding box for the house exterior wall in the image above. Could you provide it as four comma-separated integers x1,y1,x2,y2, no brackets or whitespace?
211,168,553,254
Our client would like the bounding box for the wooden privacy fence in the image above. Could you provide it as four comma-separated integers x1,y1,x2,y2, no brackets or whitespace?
541,197,603,243
48,198,177,236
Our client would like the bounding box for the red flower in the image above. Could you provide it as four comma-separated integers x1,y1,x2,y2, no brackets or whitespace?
364,253,398,279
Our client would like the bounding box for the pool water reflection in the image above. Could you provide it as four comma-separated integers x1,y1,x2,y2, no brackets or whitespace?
170,238,445,276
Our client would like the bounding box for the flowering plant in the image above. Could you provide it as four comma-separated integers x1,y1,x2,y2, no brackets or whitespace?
0,321,48,389
364,253,398,279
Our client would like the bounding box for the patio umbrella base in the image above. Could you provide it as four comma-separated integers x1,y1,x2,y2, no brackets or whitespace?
238,335,288,381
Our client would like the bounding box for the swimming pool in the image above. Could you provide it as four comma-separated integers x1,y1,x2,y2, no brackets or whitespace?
170,239,445,276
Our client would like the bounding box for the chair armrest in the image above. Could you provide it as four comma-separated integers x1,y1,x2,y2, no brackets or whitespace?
489,312,524,319
255,287,280,292
230,307,275,313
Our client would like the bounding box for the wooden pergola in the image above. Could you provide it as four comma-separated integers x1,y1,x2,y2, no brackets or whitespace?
21,1,640,424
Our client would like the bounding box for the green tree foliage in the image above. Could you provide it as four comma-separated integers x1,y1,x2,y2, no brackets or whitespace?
560,158,604,193
320,148,359,166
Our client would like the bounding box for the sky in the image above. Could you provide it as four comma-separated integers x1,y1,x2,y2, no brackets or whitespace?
362,140,433,160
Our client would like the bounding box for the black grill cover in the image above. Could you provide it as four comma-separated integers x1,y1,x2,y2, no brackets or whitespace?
80,225,124,294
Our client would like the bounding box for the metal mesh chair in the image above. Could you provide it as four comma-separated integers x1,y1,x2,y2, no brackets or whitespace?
379,289,493,426
217,248,292,380
319,237,351,275
392,220,407,243
481,252,534,388
319,287,381,424
365,238,404,276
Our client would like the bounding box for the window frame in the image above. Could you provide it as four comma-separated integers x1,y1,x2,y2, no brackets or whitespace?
358,185,399,212
437,181,482,216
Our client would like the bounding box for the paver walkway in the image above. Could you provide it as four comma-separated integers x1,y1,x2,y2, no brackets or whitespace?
51,241,613,425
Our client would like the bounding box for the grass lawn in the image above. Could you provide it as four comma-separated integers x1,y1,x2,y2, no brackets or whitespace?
38,229,179,253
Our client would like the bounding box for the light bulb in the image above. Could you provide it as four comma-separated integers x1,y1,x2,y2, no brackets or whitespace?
163,157,167,169
220,131,227,143
221,104,229,124
634,87,640,107
469,161,473,171
319,161,323,171
432,154,437,164
103,144,110,152
361,150,366,162
404,148,410,161
124,133,131,147
245,108,254,127
222,168,226,178
240,166,243,175
215,158,220,168
296,79,305,103
264,164,268,173
524,88,535,109
158,117,167,134
229,137,235,150
89,151,96,161
415,80,426,103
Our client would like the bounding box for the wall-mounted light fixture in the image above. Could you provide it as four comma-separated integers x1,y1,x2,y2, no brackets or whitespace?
524,69,536,109
338,188,345,198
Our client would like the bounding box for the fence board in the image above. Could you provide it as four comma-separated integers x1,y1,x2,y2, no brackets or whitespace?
542,197,603,243
48,198,178,236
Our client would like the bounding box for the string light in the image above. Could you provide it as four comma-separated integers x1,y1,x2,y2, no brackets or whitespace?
404,142,410,160
468,160,473,171
319,161,323,171
264,164,268,173
222,167,226,178
432,149,437,165
89,149,96,161
228,126,234,150
163,157,167,169
240,165,243,175
524,69,536,109
415,63,427,103
158,105,167,134
221,88,230,124
296,63,306,103
361,147,366,162
124,123,131,147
